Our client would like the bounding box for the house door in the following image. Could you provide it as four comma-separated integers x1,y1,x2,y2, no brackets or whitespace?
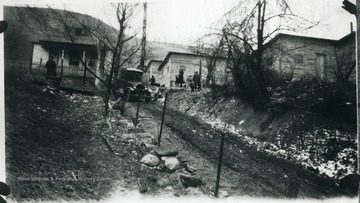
315,54,326,80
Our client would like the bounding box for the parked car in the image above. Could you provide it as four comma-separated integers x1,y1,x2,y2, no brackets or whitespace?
116,68,152,102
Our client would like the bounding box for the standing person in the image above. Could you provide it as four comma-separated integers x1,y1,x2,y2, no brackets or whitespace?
150,75,156,85
45,56,57,77
193,71,201,91
178,69,184,87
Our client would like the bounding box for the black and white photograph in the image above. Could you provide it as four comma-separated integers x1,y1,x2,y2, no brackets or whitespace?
0,0,358,202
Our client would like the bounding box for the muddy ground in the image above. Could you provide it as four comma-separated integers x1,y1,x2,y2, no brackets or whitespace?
138,100,350,198
4,73,355,202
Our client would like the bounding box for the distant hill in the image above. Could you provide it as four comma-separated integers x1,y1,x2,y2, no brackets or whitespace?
147,41,194,61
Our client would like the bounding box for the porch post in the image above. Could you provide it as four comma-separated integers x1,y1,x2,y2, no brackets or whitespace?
83,51,86,84
29,43,34,73
61,50,64,76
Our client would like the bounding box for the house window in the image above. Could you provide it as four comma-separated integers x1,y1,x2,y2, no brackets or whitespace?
69,49,80,66
167,66,169,72
294,54,304,64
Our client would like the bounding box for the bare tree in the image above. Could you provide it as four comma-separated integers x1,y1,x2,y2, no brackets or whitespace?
333,45,356,83
15,4,144,118
193,36,226,87
207,0,318,106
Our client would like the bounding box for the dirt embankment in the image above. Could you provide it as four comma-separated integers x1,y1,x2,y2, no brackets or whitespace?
165,89,357,182
140,103,348,198
5,73,160,201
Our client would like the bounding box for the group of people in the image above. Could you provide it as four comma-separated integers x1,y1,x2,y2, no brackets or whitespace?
174,70,201,91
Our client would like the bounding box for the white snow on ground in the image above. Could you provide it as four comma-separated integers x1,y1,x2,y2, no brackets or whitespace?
167,92,357,180
200,112,356,179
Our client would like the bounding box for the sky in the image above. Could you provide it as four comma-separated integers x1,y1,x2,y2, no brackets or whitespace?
1,0,358,45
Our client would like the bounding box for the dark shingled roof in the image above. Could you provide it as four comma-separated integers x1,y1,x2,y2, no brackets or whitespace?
6,6,117,46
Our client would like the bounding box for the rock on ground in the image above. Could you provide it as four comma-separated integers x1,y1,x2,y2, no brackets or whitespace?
219,190,230,198
153,144,178,156
140,154,160,167
161,156,180,171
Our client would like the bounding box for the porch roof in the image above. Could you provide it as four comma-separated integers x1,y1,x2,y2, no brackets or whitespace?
35,38,97,51
31,34,97,46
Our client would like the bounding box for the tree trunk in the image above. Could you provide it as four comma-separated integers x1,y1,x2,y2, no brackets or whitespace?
255,0,269,105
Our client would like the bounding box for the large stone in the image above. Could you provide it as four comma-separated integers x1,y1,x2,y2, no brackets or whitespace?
161,157,180,171
183,164,198,174
219,190,230,198
179,174,203,188
140,154,160,167
153,144,178,156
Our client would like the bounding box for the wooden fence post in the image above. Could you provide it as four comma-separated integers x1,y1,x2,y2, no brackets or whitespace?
135,98,140,127
214,132,225,197
158,92,168,146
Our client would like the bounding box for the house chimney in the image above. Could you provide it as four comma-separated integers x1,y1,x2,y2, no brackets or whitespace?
350,22,353,33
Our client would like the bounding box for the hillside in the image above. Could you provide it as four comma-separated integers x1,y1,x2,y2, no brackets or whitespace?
147,41,194,62
166,88,357,184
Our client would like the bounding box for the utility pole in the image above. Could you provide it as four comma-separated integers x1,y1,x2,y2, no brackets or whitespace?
139,2,147,71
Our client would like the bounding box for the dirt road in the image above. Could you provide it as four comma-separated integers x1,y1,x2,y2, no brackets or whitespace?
5,73,351,201
135,100,348,198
